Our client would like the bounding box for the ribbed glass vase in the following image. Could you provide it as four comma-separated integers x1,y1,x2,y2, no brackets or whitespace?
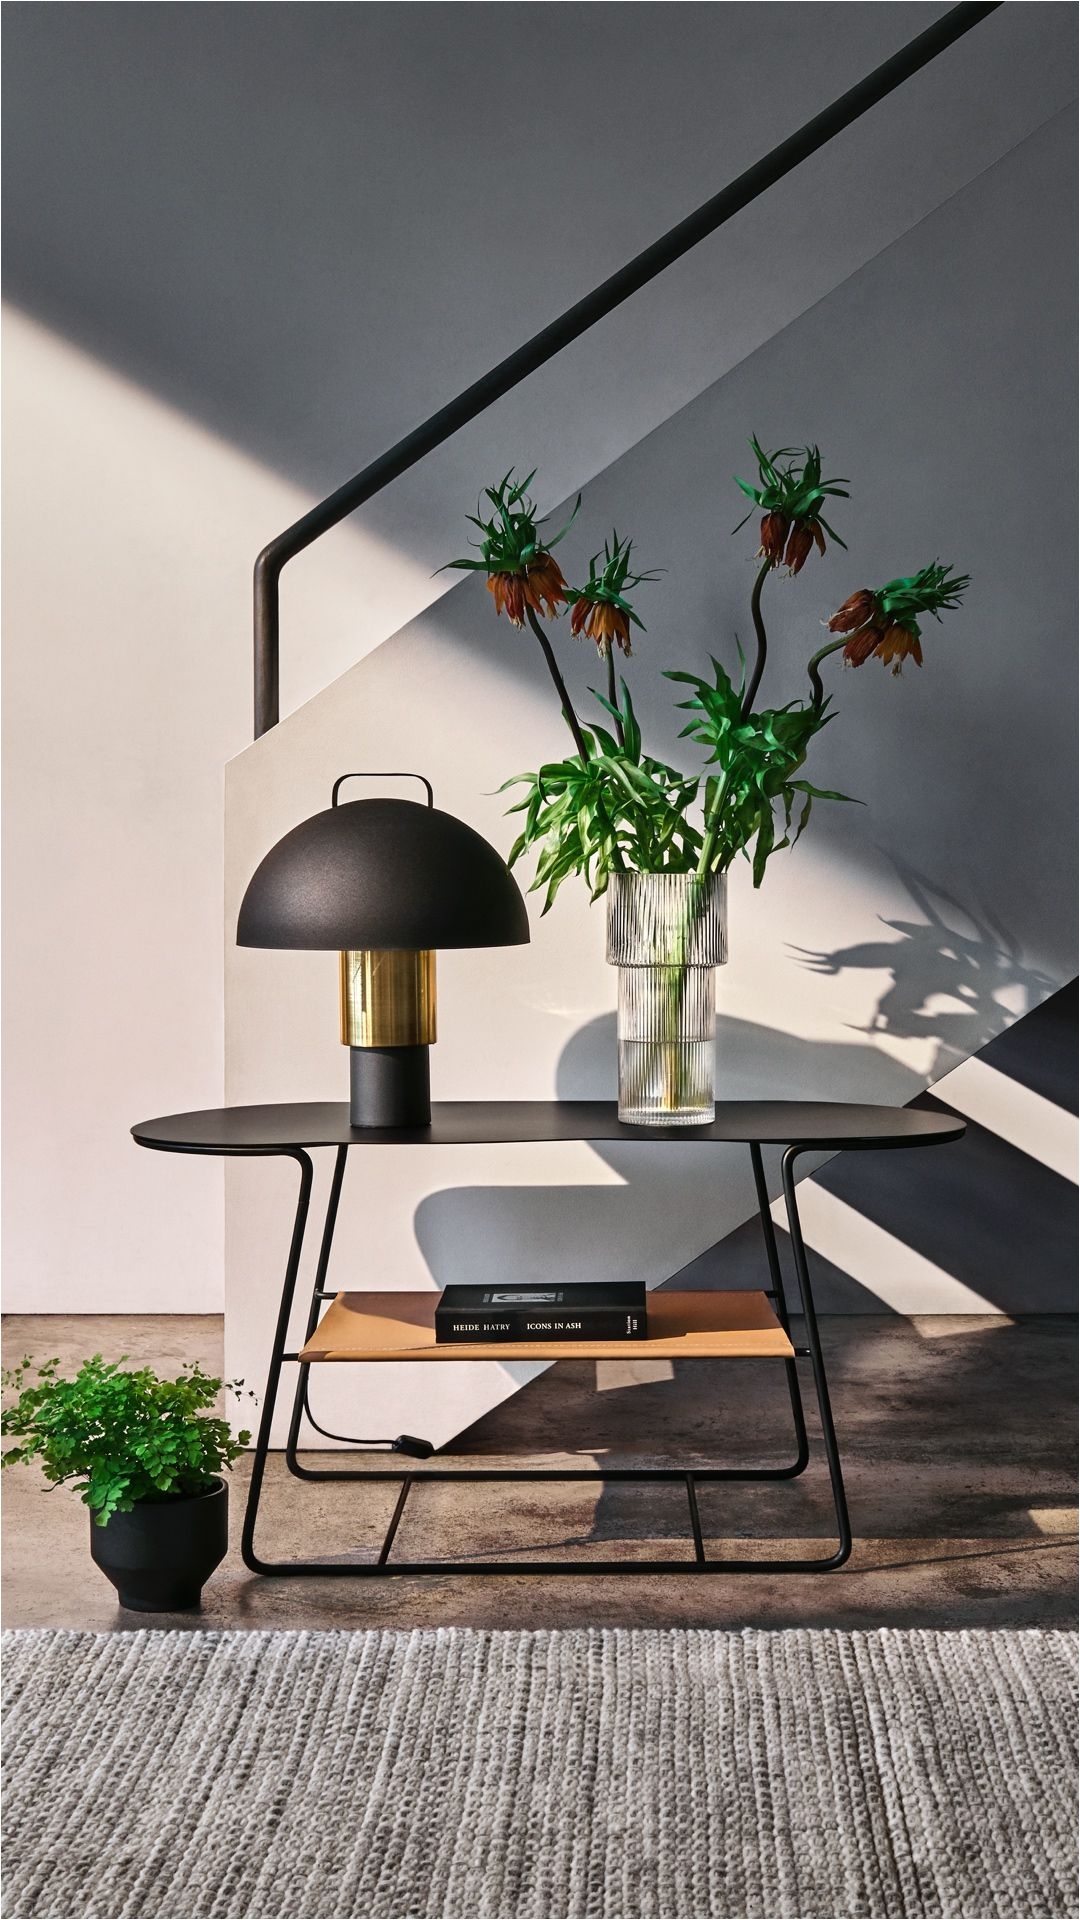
606,871,727,1126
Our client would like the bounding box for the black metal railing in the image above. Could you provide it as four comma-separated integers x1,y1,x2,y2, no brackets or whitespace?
253,1,999,739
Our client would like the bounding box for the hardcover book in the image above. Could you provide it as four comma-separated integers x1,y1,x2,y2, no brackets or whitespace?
434,1282,647,1344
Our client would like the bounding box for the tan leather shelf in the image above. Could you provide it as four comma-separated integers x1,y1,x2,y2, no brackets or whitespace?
299,1290,794,1363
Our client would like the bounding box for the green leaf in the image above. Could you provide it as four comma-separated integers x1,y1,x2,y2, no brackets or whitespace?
815,514,847,550
1,1354,250,1518
787,780,860,803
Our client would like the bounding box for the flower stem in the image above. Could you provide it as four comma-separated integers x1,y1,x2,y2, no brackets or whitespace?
524,605,591,763
695,562,769,876
739,559,773,721
806,635,846,706
605,646,625,748
695,772,731,881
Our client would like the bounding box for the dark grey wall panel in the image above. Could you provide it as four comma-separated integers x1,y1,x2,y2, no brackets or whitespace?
976,980,1078,1115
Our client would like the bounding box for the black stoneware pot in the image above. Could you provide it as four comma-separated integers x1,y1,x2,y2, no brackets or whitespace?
89,1479,228,1612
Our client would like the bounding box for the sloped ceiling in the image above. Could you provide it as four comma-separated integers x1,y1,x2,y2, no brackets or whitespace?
4,4,1076,716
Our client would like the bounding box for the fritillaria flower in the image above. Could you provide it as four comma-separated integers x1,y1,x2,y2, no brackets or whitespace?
827,589,878,634
733,437,849,572
570,597,632,656
759,511,790,566
873,625,923,672
445,468,597,762
565,534,659,659
783,520,827,576
841,622,883,668
487,553,569,627
829,564,970,675
443,468,578,627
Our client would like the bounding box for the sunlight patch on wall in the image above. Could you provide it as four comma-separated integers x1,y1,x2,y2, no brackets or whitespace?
5,305,445,725
930,1057,1078,1184
2,303,451,1313
770,1184,1003,1318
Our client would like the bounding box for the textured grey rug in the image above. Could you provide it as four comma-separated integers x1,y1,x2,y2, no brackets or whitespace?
2,1628,1075,1920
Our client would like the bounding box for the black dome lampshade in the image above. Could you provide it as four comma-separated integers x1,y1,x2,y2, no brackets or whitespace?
237,773,529,1127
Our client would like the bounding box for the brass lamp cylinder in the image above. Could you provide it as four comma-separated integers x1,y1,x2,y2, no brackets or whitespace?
339,950,437,1049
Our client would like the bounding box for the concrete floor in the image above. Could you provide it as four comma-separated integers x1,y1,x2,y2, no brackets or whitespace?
2,1312,1075,1632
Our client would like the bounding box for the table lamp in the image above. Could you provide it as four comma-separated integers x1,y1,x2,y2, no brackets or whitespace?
237,773,529,1127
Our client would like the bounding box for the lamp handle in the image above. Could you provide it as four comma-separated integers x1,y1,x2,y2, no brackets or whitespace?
330,771,434,809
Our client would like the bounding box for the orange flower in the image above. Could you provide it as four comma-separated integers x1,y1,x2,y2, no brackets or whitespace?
734,439,848,565
783,520,826,575
487,572,526,625
759,511,790,566
570,598,632,658
828,589,878,633
815,564,967,697
842,619,921,672
831,586,922,672
842,624,883,668
873,623,923,675
486,552,568,628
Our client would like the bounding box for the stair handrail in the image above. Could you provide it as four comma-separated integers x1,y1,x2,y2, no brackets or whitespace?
253,1,999,739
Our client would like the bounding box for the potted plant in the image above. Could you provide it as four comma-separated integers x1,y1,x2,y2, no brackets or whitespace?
1,1354,251,1611
447,446,968,1125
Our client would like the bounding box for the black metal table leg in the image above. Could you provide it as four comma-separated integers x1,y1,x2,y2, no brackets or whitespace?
778,1144,853,1569
240,1149,315,1575
282,1142,444,1483
749,1141,810,1479
284,1143,348,1478
690,1148,851,1575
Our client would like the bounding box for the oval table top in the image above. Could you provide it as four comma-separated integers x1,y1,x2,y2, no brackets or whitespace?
132,1098,964,1154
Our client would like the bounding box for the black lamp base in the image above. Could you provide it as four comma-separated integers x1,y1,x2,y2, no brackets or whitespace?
349,1046,431,1128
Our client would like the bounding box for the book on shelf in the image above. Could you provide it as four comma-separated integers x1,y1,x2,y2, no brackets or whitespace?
434,1282,647,1345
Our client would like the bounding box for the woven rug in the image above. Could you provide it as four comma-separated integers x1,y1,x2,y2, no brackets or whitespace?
2,1628,1075,1920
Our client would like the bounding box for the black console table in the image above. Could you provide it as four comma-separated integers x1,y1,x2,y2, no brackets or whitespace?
131,1100,963,1577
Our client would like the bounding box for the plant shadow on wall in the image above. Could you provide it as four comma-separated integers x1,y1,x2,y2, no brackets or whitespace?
786,876,1073,1321
791,861,1056,1085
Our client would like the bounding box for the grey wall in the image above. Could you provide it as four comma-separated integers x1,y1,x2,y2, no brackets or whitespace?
224,107,1077,1444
